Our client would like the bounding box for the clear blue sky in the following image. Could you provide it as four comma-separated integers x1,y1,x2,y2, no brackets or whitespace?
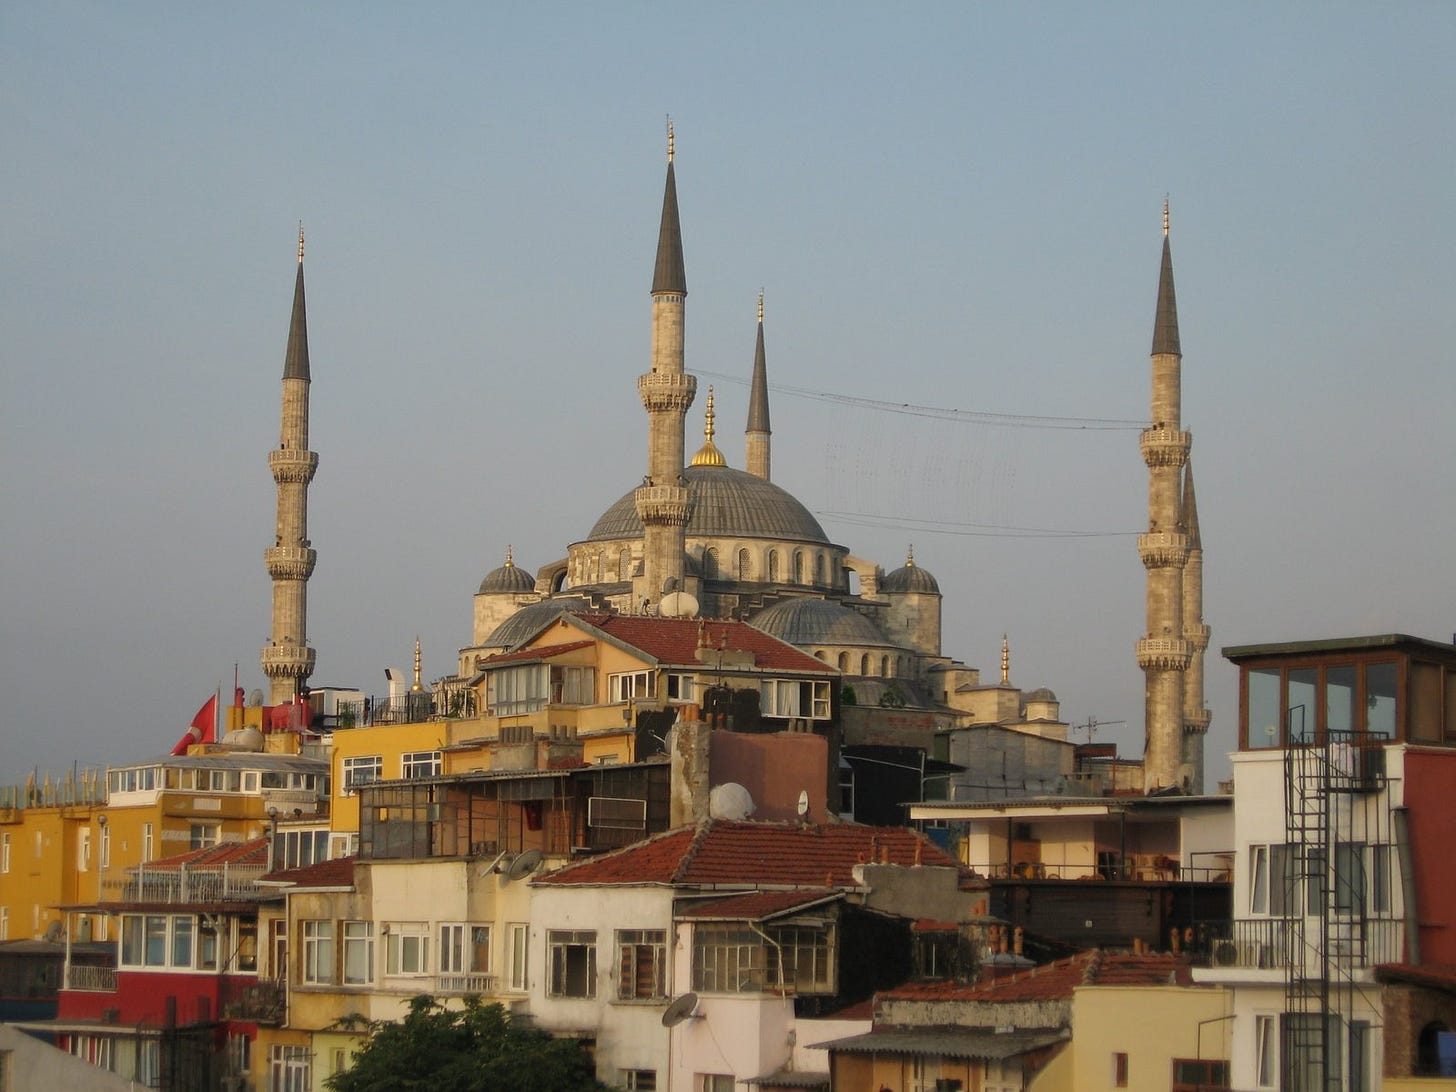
4,3,1453,781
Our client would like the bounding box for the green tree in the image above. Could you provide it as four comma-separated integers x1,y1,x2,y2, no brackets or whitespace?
326,994,613,1092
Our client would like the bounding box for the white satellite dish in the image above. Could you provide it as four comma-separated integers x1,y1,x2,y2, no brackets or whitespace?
709,782,755,821
661,991,701,1027
797,789,810,818
657,591,700,619
502,848,544,884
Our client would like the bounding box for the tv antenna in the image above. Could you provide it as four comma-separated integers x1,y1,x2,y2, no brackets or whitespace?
1074,717,1125,745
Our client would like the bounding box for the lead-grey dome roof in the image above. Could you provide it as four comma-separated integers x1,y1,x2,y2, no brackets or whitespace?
482,598,592,650
881,561,941,595
749,598,888,647
585,465,829,544
1024,687,1058,703
479,557,536,594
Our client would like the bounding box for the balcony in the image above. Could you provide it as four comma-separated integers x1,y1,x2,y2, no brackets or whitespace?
65,964,117,992
221,976,286,1024
105,863,274,904
1205,916,1405,971
435,972,498,996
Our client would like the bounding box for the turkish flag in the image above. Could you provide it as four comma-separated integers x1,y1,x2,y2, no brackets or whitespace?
170,695,218,755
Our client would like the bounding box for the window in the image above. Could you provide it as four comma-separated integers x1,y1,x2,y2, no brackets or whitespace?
77,829,91,872
189,822,220,850
759,679,832,720
767,550,779,582
1282,1013,1342,1091
508,923,529,991
343,921,374,985
0,906,7,939
171,915,194,967
1248,668,1282,748
1,833,8,873
589,797,647,831
440,923,491,980
617,929,667,999
1249,843,1303,916
702,1077,734,1092
302,919,335,984
666,673,695,702
1349,1021,1371,1092
386,922,430,976
487,663,549,715
793,550,805,583
767,924,834,993
1334,842,1367,914
1366,663,1397,737
737,549,750,579
1113,1052,1129,1087
270,1045,311,1092
99,824,110,869
144,915,168,966
622,1070,657,1091
238,920,258,973
273,828,330,871
692,925,763,993
142,823,153,862
548,929,596,998
609,671,655,703
401,751,442,779
342,755,383,792
1371,844,1392,914
1255,1014,1277,1088
1171,1058,1228,1090
551,665,595,705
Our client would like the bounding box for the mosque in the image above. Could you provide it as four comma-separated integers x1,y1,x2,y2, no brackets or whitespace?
262,125,1210,795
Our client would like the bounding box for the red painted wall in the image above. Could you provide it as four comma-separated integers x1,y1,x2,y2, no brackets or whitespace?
58,969,250,1026
711,730,829,821
1403,748,1456,964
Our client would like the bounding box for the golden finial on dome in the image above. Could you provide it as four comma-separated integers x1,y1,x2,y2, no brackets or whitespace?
411,636,423,692
906,545,915,568
504,544,514,568
298,222,305,263
667,116,674,163
690,385,727,467
1162,196,1169,238
1001,634,1010,685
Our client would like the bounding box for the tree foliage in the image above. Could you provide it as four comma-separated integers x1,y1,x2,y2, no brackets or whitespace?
326,994,613,1092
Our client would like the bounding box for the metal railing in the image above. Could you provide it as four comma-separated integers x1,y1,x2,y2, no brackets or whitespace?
1204,916,1404,971
221,976,286,1023
65,964,117,992
334,688,478,728
435,972,499,995
107,863,274,904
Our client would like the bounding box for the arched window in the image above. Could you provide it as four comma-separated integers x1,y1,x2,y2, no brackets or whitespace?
813,553,824,586
595,554,604,583
898,656,907,676
618,548,631,582
880,655,890,676
793,551,806,584
838,652,849,672
768,550,780,582
737,548,751,580
702,547,719,580
860,654,870,675
814,650,825,661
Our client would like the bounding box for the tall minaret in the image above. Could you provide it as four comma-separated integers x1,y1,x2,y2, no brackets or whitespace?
634,121,696,609
745,289,772,480
1180,461,1211,792
1138,201,1193,791
261,226,319,704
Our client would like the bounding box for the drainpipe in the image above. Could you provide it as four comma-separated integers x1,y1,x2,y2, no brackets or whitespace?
1392,806,1420,964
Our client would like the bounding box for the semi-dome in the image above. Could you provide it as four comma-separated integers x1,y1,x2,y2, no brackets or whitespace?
749,597,888,647
880,547,941,594
585,465,829,545
482,598,591,650
1024,687,1058,703
479,548,536,594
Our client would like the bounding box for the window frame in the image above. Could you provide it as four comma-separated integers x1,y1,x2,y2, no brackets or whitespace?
385,921,431,977
547,929,597,999
341,754,383,793
301,919,335,985
401,750,442,779
616,929,667,1000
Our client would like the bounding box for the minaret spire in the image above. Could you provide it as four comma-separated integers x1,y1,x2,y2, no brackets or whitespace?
635,125,696,609
1138,203,1195,791
262,230,319,704
1001,635,1010,685
745,289,772,480
1180,461,1211,791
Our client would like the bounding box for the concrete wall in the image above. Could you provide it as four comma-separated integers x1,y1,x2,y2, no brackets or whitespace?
1069,984,1229,1092
0,1023,136,1090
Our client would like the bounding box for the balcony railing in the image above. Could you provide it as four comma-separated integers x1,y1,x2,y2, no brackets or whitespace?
65,964,117,992
435,972,498,996
334,688,478,728
106,863,274,904
221,976,286,1024
1206,916,1404,971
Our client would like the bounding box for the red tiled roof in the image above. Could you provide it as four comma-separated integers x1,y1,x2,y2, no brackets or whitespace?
590,616,834,674
677,888,842,921
536,820,961,888
480,640,596,666
881,951,1192,1003
1375,963,1456,991
263,855,356,889
146,837,269,871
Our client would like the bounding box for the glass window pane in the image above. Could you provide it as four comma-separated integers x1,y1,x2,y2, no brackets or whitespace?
172,916,193,968
1366,663,1397,737
1249,669,1281,747
1326,666,1356,734
1287,669,1317,743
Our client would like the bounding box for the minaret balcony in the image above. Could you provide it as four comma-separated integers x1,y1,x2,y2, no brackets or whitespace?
1184,622,1211,650
261,643,316,677
1139,427,1190,467
1137,532,1189,569
1136,637,1192,671
637,371,697,413
634,484,693,526
265,546,317,581
1183,709,1212,734
269,448,319,484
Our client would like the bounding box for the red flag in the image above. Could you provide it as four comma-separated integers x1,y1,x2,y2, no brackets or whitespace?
170,695,218,755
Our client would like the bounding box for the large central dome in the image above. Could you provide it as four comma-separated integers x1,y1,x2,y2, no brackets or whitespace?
585,465,830,544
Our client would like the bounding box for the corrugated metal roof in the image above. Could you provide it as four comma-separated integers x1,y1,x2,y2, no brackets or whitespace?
816,1026,1067,1060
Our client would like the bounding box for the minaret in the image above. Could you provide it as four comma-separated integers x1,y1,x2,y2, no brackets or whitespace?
261,226,319,704
1138,201,1193,790
634,121,696,610
1180,461,1211,791
745,289,772,480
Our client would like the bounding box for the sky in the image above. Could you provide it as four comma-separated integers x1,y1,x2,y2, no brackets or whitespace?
4,4,1453,784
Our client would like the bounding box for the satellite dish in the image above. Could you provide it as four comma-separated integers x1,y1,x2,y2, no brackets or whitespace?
481,850,509,876
657,591,700,619
44,920,64,943
661,992,701,1027
709,782,755,821
503,848,544,884
797,790,810,818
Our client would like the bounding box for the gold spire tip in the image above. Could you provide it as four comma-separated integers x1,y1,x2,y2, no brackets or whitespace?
1000,634,1010,684
297,222,305,263
505,544,514,567
906,544,915,567
704,386,715,440
666,116,674,163
1162,197,1169,237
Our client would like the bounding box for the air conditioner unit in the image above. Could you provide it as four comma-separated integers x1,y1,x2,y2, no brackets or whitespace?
1212,939,1271,968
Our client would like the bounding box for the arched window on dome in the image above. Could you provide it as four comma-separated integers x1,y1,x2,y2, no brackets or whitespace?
837,652,849,672
618,548,631,582
768,550,780,582
793,551,805,584
737,548,751,580
897,656,907,676
880,655,890,676
860,654,870,675
595,554,604,583
702,548,719,580
813,553,824,587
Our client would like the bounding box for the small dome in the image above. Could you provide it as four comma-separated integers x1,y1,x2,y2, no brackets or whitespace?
750,597,887,647
479,547,536,594
880,546,940,594
1024,687,1058,703
482,598,591,650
